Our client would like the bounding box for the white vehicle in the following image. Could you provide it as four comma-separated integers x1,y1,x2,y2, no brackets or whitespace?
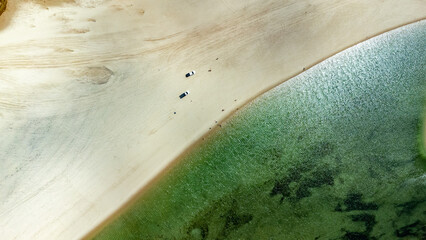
179,90,190,99
185,71,196,78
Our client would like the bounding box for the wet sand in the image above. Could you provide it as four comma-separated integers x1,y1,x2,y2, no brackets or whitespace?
0,0,425,239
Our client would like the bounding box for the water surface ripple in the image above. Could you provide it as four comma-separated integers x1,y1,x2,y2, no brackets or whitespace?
96,21,426,240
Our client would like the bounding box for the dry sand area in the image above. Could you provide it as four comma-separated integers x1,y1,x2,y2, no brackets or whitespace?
0,0,425,239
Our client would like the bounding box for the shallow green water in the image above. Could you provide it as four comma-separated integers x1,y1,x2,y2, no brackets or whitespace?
95,21,426,240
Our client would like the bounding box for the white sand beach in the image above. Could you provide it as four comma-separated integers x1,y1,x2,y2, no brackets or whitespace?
0,0,424,239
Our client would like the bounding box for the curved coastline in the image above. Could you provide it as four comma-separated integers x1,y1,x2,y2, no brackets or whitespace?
86,19,426,239
1,1,425,239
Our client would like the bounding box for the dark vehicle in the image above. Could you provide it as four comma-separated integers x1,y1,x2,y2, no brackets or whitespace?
185,71,195,78
179,91,190,99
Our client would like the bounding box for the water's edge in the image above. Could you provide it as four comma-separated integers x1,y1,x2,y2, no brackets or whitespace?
91,20,424,239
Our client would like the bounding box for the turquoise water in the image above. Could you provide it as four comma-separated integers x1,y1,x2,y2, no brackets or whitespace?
95,21,426,239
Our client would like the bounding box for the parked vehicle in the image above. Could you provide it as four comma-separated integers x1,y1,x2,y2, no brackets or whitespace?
179,91,190,99
185,71,195,78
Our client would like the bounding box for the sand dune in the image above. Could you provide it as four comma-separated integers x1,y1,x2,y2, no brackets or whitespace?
0,0,424,239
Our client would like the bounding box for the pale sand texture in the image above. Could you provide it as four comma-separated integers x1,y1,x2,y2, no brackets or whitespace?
0,0,424,239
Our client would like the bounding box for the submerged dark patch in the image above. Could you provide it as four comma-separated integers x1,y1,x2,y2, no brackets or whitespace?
222,208,253,238
270,178,292,203
343,231,371,240
335,193,378,212
185,196,254,239
92,22,426,240
350,213,376,234
395,220,426,238
396,199,424,217
341,214,377,240
270,160,336,203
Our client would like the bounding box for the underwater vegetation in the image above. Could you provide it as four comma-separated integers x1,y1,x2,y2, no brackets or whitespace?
94,21,426,240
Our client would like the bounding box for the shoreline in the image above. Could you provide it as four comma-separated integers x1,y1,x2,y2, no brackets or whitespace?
83,18,426,239
88,19,426,239
1,1,425,239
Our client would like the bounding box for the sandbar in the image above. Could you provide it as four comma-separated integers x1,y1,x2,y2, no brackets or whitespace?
0,0,424,239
